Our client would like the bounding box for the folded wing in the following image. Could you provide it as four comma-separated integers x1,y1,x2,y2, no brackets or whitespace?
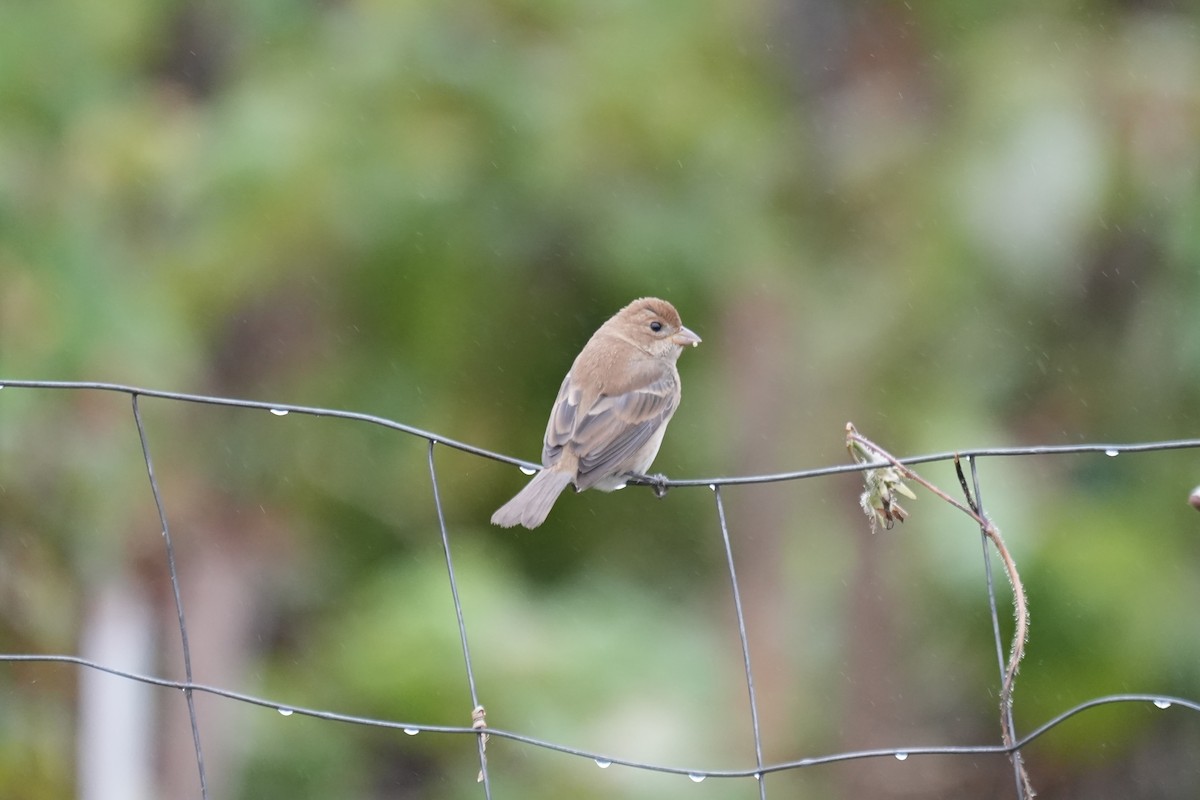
543,362,678,490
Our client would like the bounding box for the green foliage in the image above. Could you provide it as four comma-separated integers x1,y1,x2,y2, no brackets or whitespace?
3,0,1200,797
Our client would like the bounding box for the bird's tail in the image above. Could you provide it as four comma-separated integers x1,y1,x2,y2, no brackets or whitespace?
490,469,574,529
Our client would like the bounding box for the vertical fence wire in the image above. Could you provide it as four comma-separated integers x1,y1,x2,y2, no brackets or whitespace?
130,393,209,799
712,485,768,799
428,440,492,798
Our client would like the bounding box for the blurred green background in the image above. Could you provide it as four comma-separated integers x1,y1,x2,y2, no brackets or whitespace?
2,0,1200,797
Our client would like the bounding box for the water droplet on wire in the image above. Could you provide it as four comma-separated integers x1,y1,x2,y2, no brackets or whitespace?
688,773,706,783
519,465,537,475
404,727,420,735
894,752,908,761
1154,700,1172,709
277,707,293,716
270,408,289,416
1104,448,1119,457
594,759,612,769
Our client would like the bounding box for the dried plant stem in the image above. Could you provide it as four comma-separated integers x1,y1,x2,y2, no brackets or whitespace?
847,427,1033,796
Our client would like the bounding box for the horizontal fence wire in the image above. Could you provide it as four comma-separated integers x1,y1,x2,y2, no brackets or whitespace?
2,379,1199,799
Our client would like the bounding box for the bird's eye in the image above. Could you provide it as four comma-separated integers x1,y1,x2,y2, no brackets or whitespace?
649,321,663,333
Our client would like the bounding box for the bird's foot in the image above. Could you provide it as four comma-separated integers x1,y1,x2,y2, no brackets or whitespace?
647,473,670,498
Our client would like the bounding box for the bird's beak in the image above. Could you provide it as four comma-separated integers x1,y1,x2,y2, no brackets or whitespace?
673,326,702,348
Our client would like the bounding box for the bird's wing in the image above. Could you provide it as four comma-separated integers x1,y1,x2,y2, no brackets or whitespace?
574,380,676,484
542,372,579,467
562,364,678,488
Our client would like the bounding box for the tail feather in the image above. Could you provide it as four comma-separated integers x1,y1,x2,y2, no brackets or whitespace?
491,468,574,529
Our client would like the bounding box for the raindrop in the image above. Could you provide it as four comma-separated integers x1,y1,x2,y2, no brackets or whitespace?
1104,448,1119,457
688,773,706,783
1154,700,1172,710
404,727,421,735
519,466,537,475
708,484,717,492
277,707,294,716
270,408,289,416
894,752,908,761
594,759,612,769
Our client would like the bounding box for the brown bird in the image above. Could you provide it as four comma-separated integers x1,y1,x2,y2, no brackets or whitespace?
491,297,701,529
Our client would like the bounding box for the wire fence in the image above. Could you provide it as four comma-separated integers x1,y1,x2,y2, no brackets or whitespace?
2,378,1199,799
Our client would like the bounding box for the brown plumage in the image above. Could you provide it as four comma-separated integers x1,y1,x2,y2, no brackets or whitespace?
491,297,701,529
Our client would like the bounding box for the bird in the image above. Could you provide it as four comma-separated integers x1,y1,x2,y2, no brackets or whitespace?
491,297,701,529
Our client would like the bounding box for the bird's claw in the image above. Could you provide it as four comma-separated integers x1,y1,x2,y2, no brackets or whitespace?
648,473,670,498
